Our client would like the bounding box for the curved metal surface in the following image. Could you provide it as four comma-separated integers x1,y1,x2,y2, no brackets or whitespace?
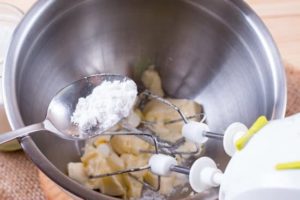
3,0,286,199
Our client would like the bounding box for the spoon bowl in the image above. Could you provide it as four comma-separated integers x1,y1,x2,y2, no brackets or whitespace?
0,74,137,144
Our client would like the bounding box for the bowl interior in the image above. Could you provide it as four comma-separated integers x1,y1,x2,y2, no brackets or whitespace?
6,0,285,199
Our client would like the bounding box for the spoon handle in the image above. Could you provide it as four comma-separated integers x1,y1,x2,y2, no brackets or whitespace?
0,123,45,144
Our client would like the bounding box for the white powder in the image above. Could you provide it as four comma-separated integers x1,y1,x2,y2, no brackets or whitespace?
71,79,137,136
139,189,166,200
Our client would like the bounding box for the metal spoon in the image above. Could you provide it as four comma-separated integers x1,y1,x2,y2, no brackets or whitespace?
0,74,137,144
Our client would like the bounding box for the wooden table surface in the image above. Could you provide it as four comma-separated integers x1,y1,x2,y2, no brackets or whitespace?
246,0,300,68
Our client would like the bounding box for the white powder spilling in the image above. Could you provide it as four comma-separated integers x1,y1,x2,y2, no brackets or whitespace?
71,79,137,136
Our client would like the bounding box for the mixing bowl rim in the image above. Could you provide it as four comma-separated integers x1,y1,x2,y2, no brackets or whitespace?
2,0,287,199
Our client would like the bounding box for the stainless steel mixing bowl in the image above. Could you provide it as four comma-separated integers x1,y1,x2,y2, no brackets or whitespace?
3,0,286,199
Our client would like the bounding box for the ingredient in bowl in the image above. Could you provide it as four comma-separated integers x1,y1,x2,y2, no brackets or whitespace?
68,134,188,199
68,66,204,199
143,98,202,142
71,79,137,134
141,66,164,97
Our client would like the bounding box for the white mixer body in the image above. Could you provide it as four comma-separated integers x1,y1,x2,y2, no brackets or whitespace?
219,113,300,200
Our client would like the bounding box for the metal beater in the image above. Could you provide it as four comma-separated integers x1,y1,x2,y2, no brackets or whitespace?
88,90,228,192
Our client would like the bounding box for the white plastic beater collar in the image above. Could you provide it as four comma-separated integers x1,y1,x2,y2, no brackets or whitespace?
149,154,177,176
182,121,209,144
189,157,223,193
223,122,248,156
